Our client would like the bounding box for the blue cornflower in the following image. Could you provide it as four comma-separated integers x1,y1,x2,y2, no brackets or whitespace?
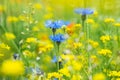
50,34,65,43
74,8,94,15
51,56,58,63
45,20,64,29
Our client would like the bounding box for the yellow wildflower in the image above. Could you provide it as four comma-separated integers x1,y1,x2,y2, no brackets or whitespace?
7,16,18,22
0,43,10,50
1,60,24,76
71,74,82,80
38,42,53,53
72,61,82,71
74,23,82,28
46,6,53,12
59,67,70,77
33,3,42,10
93,11,98,17
116,78,120,80
90,55,98,64
73,42,83,49
5,32,16,40
32,26,39,32
48,72,62,79
44,13,53,19
0,5,5,12
108,71,120,77
86,19,95,24
98,49,112,57
26,37,37,43
88,40,99,48
93,73,106,80
104,18,115,23
23,50,33,57
61,54,74,61
114,23,120,27
100,35,111,43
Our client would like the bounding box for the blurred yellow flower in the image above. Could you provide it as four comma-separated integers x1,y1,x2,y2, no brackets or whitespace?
7,16,19,22
48,72,62,79
86,19,95,24
72,61,82,71
0,5,5,12
1,60,24,76
0,43,10,50
46,6,53,12
26,37,37,43
93,73,106,80
88,40,99,48
71,74,82,80
5,32,16,40
108,71,120,77
104,18,115,23
98,49,112,57
90,55,98,64
74,23,82,28
116,78,120,80
33,3,42,10
44,13,53,19
114,23,120,27
23,50,33,57
32,26,39,32
93,11,98,17
59,67,70,77
73,42,83,49
38,42,53,53
100,35,111,43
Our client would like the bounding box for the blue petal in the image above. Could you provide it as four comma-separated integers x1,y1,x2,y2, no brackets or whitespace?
45,20,53,28
51,56,57,63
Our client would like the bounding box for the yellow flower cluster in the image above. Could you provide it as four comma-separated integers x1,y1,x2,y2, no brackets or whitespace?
74,23,82,28
38,42,54,53
23,50,34,58
100,35,111,43
73,42,83,49
1,60,24,76
47,72,62,79
0,5,5,12
98,49,112,57
59,67,70,77
104,18,115,23
86,19,95,24
0,43,10,50
90,55,99,64
93,73,106,80
5,32,16,40
88,40,99,48
26,37,37,43
71,74,82,80
61,54,74,61
7,16,19,22
114,23,120,27
33,3,42,10
108,71,120,77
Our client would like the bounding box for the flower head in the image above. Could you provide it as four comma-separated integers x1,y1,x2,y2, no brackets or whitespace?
45,20,64,29
50,34,65,43
45,20,70,29
74,8,94,15
1,60,24,76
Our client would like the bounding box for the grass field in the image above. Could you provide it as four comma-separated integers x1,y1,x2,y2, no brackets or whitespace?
0,0,120,80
